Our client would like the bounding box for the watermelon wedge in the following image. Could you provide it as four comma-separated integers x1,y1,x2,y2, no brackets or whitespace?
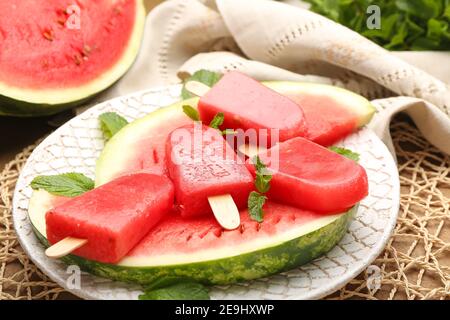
0,0,146,116
29,189,355,285
264,82,376,146
95,82,375,185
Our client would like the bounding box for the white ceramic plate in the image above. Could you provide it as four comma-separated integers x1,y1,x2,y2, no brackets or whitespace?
12,84,399,300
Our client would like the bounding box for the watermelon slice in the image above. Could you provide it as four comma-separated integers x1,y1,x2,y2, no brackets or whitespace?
95,82,375,186
0,0,146,116
264,82,376,146
29,189,355,285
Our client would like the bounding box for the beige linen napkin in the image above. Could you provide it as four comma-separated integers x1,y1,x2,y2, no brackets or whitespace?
99,0,450,155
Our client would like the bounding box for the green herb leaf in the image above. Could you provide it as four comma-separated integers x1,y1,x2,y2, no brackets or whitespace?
138,282,210,300
30,173,94,197
209,112,224,129
247,156,272,222
329,146,360,162
99,112,128,140
303,0,450,51
253,156,272,193
182,105,200,121
248,191,267,223
181,69,222,99
221,128,237,136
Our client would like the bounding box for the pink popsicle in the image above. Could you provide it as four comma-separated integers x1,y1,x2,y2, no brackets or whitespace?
46,173,174,263
166,123,254,218
198,71,307,145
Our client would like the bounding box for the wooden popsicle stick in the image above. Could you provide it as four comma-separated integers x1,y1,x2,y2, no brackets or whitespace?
185,81,210,97
45,237,87,259
238,144,267,158
208,194,240,230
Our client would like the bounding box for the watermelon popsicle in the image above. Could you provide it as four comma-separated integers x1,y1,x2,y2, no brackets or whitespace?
166,123,254,229
246,137,368,213
194,71,307,146
45,173,174,263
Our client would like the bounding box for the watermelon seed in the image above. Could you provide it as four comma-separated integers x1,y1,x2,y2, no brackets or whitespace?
185,234,192,242
114,6,123,15
82,45,91,56
57,18,66,26
256,223,261,232
42,30,54,41
152,149,159,164
213,228,223,238
239,224,245,234
74,54,82,65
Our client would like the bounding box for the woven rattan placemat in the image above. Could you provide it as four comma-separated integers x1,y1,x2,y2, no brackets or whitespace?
1,117,449,300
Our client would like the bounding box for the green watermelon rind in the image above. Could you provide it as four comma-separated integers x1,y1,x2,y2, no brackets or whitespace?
0,0,146,117
263,81,376,127
31,206,355,286
0,93,95,117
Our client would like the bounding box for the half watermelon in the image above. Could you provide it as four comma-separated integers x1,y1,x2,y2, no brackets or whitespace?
29,189,355,285
0,0,146,116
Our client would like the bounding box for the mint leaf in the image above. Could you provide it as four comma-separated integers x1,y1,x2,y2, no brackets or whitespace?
247,156,272,222
209,112,224,129
248,191,267,223
139,282,210,300
99,112,128,140
253,156,272,193
329,146,360,162
182,105,200,121
30,173,94,197
303,0,450,51
221,128,237,136
181,69,222,99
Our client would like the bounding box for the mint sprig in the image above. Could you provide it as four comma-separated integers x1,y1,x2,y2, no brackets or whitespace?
99,112,128,140
139,282,210,300
182,107,235,136
30,173,94,197
209,112,224,129
248,156,272,222
254,156,272,193
181,69,222,99
303,0,450,51
248,191,267,223
329,146,360,162
182,105,200,122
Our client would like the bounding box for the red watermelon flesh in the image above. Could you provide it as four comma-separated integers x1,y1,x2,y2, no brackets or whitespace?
289,94,357,146
0,0,137,89
126,201,334,258
125,115,192,177
246,137,368,213
46,173,174,264
166,123,253,217
198,72,307,144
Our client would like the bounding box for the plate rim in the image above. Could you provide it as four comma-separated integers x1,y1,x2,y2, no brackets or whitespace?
12,84,400,300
